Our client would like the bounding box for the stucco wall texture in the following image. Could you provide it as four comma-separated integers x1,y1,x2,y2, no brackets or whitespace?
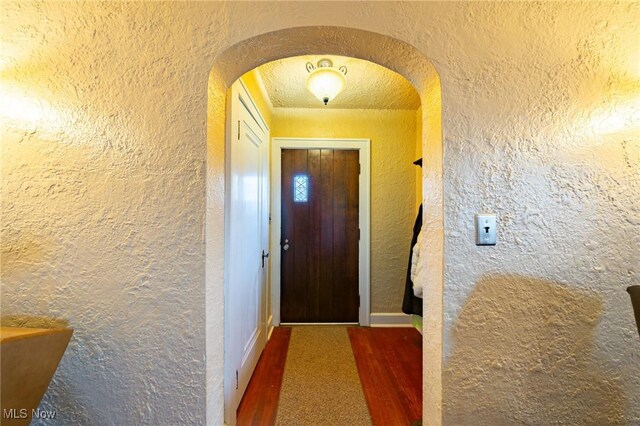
1,1,638,425
271,108,419,313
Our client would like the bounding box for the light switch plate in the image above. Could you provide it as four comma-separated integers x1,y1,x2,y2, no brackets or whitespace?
476,213,497,245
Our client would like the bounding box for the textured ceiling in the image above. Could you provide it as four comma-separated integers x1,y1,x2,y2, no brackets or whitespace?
258,55,421,110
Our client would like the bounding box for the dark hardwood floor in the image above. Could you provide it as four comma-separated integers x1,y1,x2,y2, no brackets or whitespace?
236,326,422,426
348,327,423,426
237,327,292,426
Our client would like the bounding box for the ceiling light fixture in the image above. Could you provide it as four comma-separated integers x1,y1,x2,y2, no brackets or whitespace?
305,59,347,105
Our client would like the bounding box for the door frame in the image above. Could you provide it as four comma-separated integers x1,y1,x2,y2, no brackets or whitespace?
270,138,371,326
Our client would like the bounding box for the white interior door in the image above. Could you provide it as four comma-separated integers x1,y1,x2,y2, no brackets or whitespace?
224,80,269,425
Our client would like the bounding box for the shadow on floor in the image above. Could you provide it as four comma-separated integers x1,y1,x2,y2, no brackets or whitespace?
444,274,626,425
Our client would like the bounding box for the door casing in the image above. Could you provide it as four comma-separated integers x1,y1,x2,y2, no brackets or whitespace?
270,138,371,326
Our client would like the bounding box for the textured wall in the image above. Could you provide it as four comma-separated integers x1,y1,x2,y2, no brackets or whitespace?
1,1,639,425
271,108,419,313
1,2,213,424
432,2,640,423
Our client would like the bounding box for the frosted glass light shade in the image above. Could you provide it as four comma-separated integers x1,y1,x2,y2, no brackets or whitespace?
306,67,346,105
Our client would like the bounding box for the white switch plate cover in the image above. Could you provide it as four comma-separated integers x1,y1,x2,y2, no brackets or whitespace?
476,213,497,245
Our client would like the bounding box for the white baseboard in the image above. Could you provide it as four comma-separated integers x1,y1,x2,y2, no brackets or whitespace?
369,312,413,327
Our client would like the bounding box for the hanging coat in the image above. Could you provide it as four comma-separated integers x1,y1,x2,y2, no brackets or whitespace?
402,204,423,316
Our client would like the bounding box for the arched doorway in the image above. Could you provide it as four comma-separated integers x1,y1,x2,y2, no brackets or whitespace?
206,26,444,425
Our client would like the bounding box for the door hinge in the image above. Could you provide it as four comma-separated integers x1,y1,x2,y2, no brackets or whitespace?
237,120,240,140
236,370,239,390
358,163,361,174
358,294,360,308
358,228,361,240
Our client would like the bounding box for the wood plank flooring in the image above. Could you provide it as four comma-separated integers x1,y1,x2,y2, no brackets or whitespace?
237,327,292,426
348,327,423,426
236,326,422,426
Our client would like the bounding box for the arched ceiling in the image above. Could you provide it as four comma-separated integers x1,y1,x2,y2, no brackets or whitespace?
257,55,421,110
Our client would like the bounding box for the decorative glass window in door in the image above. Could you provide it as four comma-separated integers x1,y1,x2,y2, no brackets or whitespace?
293,175,309,203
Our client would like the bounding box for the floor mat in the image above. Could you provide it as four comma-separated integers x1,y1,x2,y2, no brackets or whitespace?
275,326,372,426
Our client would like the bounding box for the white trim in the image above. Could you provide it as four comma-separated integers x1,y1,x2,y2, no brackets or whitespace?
270,137,371,327
237,79,269,133
369,313,413,327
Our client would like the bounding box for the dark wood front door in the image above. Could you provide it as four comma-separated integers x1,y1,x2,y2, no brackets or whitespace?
281,148,360,323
